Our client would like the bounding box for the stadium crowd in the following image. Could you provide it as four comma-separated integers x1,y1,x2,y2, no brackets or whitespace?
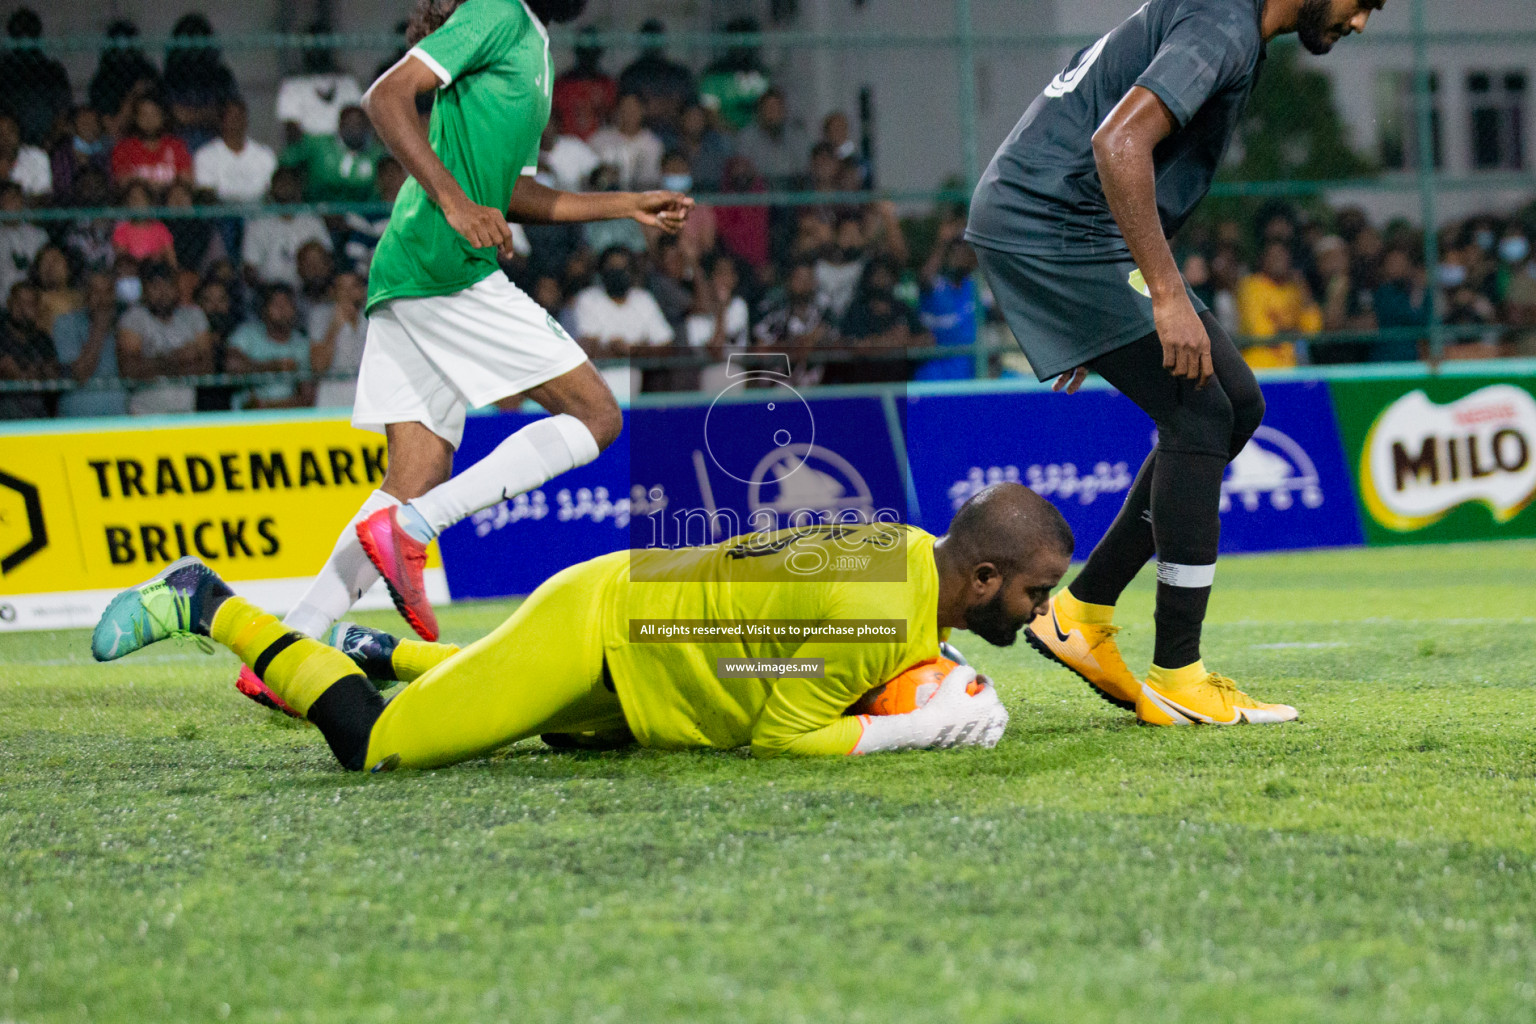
1,8,1534,421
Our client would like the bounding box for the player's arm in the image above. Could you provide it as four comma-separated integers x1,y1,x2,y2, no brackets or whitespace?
1092,86,1211,385
362,54,513,255
506,175,692,233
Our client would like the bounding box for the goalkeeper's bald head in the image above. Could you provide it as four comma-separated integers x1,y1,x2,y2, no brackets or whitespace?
935,483,1074,647
945,482,1073,572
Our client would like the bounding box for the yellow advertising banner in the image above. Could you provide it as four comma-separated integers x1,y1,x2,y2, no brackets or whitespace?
0,414,442,630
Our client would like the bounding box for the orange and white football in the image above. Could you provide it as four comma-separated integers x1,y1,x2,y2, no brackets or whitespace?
848,656,981,716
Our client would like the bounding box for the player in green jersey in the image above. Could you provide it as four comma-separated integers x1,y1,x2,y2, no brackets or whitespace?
236,0,694,715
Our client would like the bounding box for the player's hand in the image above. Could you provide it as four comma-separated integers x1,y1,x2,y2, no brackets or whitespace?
443,198,515,256
1153,293,1212,387
916,665,1009,749
1053,367,1088,393
632,190,695,234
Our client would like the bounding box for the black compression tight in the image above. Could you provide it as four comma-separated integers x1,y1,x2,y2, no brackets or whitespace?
1066,311,1264,668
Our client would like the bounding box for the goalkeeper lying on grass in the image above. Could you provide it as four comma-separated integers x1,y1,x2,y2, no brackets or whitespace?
91,483,1072,771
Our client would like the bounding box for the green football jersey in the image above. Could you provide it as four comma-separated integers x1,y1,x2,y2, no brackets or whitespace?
366,0,552,313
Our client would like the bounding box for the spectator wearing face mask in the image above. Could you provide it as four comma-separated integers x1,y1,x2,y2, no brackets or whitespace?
53,269,128,418
572,246,674,401
1497,229,1536,356
826,256,928,385
916,223,986,381
0,181,47,300
116,261,214,414
659,151,714,255
280,105,385,202
0,280,62,419
227,284,313,409
665,104,732,192
815,215,869,320
51,107,111,202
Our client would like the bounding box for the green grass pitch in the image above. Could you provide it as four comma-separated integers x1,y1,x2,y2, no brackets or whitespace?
3,541,1536,1023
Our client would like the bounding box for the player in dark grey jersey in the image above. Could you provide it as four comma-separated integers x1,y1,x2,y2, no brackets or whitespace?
967,0,1384,726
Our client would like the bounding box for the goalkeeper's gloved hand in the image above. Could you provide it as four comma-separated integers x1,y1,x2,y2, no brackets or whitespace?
852,664,1010,754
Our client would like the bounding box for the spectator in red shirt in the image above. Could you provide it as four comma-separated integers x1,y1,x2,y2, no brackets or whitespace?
110,96,192,188
552,26,616,141
715,155,770,270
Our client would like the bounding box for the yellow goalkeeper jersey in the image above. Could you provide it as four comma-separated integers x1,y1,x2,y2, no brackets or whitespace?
594,522,945,757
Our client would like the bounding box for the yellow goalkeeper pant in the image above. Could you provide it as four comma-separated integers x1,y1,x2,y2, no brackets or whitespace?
363,556,626,770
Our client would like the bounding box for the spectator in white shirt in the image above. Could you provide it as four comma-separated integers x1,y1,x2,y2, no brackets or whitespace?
0,111,51,199
590,93,663,191
241,167,331,289
275,33,364,145
0,181,46,300
194,99,278,203
538,122,599,194
116,262,214,414
572,245,674,400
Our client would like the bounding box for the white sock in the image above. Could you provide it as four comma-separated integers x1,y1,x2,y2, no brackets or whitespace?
283,489,401,638
406,414,601,536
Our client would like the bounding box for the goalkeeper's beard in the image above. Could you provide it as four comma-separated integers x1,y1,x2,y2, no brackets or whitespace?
964,590,1027,647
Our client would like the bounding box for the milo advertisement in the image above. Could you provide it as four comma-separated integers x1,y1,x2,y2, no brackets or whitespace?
1331,375,1536,544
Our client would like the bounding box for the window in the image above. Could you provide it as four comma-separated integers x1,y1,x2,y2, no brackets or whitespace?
1375,69,1442,170
1467,70,1526,170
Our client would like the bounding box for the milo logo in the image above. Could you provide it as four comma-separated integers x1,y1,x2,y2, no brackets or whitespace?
1361,385,1536,531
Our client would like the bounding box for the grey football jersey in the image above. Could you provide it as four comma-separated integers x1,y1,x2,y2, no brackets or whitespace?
966,0,1265,260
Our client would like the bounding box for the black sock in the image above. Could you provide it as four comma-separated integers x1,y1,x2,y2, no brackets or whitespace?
1150,450,1225,668
306,677,388,771
1068,451,1157,606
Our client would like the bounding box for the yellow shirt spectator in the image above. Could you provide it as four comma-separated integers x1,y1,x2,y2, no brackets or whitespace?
1237,242,1323,368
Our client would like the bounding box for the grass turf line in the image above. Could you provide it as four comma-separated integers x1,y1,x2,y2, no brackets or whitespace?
2,540,1535,1023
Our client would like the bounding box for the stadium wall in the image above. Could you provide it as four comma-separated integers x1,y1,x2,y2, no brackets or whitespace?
4,360,1535,628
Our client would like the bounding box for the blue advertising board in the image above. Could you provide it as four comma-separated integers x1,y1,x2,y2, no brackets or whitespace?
902,379,1362,555
440,380,1362,599
439,393,907,599
904,387,1154,550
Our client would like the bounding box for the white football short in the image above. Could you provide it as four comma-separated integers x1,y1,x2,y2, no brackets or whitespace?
352,272,589,448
